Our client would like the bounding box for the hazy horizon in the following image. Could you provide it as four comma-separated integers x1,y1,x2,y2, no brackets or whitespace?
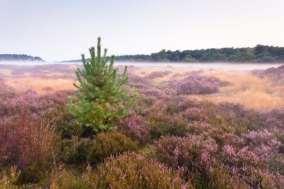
1,0,283,61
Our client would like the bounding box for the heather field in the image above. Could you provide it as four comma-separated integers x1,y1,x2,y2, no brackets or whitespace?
0,62,284,188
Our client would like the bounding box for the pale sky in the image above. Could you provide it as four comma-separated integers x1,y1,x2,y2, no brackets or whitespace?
0,0,283,61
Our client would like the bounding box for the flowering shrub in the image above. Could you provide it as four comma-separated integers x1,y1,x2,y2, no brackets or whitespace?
166,74,227,95
222,144,272,188
0,89,70,120
128,73,165,99
165,96,195,114
119,114,150,144
0,116,58,183
242,129,280,160
262,108,284,131
144,71,171,79
148,113,188,139
153,135,251,188
154,135,218,179
93,152,187,189
0,79,15,101
256,65,284,85
182,102,264,135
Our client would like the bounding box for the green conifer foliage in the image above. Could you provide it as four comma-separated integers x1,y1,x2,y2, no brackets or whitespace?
68,37,128,135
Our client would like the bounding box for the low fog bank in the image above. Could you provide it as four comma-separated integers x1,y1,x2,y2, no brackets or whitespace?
0,61,283,71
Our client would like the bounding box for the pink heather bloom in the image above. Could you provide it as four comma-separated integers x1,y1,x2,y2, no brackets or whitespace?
223,145,236,157
243,129,280,159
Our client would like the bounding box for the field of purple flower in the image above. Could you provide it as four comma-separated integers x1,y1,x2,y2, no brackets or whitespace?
0,64,283,188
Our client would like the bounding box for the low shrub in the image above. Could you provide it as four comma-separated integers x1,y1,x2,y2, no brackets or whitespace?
269,154,284,175
50,168,94,189
153,135,252,188
165,96,194,114
148,113,188,139
262,108,284,131
154,135,218,181
0,89,70,123
55,112,82,138
0,79,15,101
256,64,284,85
0,167,20,189
61,132,137,165
128,73,166,99
207,165,249,189
0,115,58,184
93,152,187,189
183,102,265,135
166,74,226,95
119,114,150,144
60,137,92,165
88,131,138,164
215,103,264,133
242,129,280,160
221,145,269,188
145,71,171,79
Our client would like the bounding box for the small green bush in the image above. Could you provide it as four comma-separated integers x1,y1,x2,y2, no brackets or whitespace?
93,152,187,189
88,131,138,164
60,132,137,165
68,37,129,135
148,113,188,139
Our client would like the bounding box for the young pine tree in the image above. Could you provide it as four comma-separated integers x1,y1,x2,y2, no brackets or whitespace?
68,37,129,135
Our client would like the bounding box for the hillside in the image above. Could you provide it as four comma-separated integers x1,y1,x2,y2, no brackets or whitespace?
0,54,43,61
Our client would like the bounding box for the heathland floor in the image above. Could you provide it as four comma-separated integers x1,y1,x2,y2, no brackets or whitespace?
0,63,283,188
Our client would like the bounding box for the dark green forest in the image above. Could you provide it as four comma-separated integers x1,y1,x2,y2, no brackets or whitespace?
116,45,284,63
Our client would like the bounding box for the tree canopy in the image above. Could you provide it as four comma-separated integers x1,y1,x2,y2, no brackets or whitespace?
116,45,284,63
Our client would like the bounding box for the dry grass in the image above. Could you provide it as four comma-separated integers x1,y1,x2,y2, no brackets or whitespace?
5,77,75,94
192,70,284,110
0,69,13,77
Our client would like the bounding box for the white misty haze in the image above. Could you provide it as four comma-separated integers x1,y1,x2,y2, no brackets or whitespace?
0,0,283,61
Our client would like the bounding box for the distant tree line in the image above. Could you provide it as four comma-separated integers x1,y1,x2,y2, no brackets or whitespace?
0,54,43,61
116,45,284,63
